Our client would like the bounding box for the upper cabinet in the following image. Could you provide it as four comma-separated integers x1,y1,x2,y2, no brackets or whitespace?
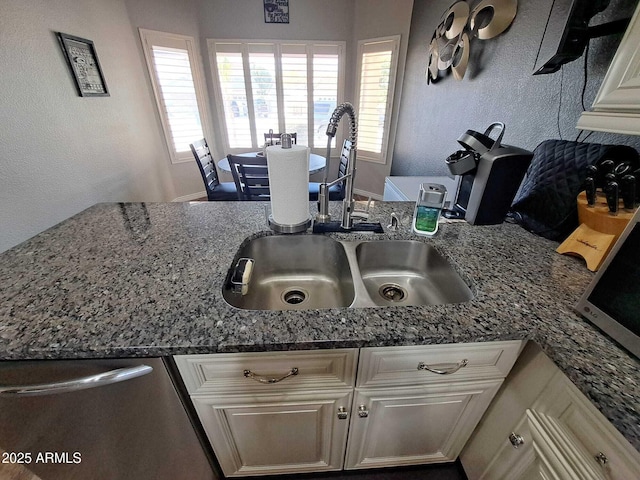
577,2,640,135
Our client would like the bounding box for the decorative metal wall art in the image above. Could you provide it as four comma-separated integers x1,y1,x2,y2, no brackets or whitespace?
427,0,518,84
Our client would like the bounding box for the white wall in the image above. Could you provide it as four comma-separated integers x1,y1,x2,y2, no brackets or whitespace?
193,0,357,184
0,0,415,253
124,0,206,200
189,0,413,193
352,0,414,198
124,0,361,192
0,0,174,253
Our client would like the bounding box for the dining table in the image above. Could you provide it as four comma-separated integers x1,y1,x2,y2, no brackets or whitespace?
217,152,327,175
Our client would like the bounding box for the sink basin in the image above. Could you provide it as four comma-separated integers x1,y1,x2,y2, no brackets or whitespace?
222,235,355,310
223,236,473,310
354,240,473,307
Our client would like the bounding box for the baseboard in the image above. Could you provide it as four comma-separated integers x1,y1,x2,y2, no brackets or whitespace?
173,191,206,202
353,188,383,201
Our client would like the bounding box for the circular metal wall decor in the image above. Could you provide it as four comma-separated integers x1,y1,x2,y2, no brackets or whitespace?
427,0,517,83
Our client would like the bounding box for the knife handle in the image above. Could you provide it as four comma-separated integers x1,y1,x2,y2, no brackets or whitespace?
614,161,632,177
599,159,615,176
584,177,596,207
586,164,599,187
604,181,619,215
620,175,636,210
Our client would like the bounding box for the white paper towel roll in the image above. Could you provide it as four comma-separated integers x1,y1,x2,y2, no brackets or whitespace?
266,144,310,226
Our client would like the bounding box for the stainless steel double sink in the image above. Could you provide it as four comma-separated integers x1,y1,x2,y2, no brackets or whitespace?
222,235,474,310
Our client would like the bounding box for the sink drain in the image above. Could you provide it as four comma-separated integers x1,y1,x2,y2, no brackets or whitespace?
378,284,407,302
282,288,308,305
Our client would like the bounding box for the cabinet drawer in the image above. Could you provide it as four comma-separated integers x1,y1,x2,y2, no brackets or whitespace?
357,341,523,388
175,349,358,394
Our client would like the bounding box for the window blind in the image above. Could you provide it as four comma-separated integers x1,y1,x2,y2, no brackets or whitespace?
209,40,343,151
139,29,212,164
356,36,400,164
151,46,204,153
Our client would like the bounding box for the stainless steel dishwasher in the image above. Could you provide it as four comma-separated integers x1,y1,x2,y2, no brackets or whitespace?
0,357,220,480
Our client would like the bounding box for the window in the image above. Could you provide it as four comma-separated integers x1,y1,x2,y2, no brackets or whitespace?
208,40,345,152
139,29,212,164
355,36,400,164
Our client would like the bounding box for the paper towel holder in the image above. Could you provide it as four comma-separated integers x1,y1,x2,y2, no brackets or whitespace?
268,215,312,234
266,141,312,233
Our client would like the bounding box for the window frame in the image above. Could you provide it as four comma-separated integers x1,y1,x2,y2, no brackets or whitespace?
207,39,346,154
139,28,213,164
354,35,401,165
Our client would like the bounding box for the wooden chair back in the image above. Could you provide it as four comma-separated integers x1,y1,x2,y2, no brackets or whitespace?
227,154,271,201
190,139,239,201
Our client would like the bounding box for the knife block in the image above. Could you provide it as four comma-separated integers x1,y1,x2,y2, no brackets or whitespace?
556,192,636,271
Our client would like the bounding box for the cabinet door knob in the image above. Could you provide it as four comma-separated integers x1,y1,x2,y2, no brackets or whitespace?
337,407,348,420
509,432,524,449
417,359,468,375
358,405,369,418
243,367,299,384
594,452,608,466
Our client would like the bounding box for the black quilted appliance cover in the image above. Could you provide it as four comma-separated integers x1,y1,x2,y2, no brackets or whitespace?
509,139,639,241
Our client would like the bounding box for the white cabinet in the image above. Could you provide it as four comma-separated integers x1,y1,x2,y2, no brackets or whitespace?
344,341,522,470
577,2,640,135
191,390,353,476
175,349,358,477
461,342,640,480
344,380,503,469
175,341,523,477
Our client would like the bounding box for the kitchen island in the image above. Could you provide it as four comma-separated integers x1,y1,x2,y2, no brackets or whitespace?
0,201,638,451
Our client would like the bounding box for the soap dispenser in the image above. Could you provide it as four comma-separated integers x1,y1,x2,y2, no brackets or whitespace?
412,183,446,236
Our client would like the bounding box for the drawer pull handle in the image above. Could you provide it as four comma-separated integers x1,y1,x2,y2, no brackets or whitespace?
417,359,468,375
243,367,299,384
358,405,369,418
337,407,348,420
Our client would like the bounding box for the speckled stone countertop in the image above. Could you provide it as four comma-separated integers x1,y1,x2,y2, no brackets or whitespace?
0,201,638,449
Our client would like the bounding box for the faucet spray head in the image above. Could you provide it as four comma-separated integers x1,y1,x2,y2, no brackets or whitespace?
325,102,358,148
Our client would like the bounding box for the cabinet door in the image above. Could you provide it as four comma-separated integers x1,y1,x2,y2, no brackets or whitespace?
577,2,640,134
465,364,640,480
344,379,502,470
191,390,353,477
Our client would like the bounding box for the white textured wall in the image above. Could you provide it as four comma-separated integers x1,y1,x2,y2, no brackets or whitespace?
194,0,358,184
352,0,414,197
124,0,206,199
0,0,174,253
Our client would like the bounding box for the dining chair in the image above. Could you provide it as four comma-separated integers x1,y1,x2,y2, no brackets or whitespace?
227,154,271,201
308,139,351,201
190,139,238,201
264,132,297,146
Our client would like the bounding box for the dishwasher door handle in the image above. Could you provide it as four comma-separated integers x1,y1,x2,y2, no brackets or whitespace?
0,364,153,396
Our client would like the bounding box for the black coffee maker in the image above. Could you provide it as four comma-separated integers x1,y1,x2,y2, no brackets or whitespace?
443,123,533,225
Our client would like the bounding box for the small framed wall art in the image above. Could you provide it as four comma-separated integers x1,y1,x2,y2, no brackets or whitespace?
264,0,289,24
57,32,109,97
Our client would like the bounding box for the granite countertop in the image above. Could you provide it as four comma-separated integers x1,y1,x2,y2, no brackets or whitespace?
0,201,638,450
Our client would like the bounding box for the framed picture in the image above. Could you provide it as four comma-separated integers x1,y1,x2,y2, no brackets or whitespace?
264,0,289,24
57,32,109,97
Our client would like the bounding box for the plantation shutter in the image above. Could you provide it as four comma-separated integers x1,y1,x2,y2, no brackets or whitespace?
356,36,400,164
139,29,211,164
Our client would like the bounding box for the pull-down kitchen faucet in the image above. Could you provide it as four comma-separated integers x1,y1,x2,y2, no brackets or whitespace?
314,102,382,233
